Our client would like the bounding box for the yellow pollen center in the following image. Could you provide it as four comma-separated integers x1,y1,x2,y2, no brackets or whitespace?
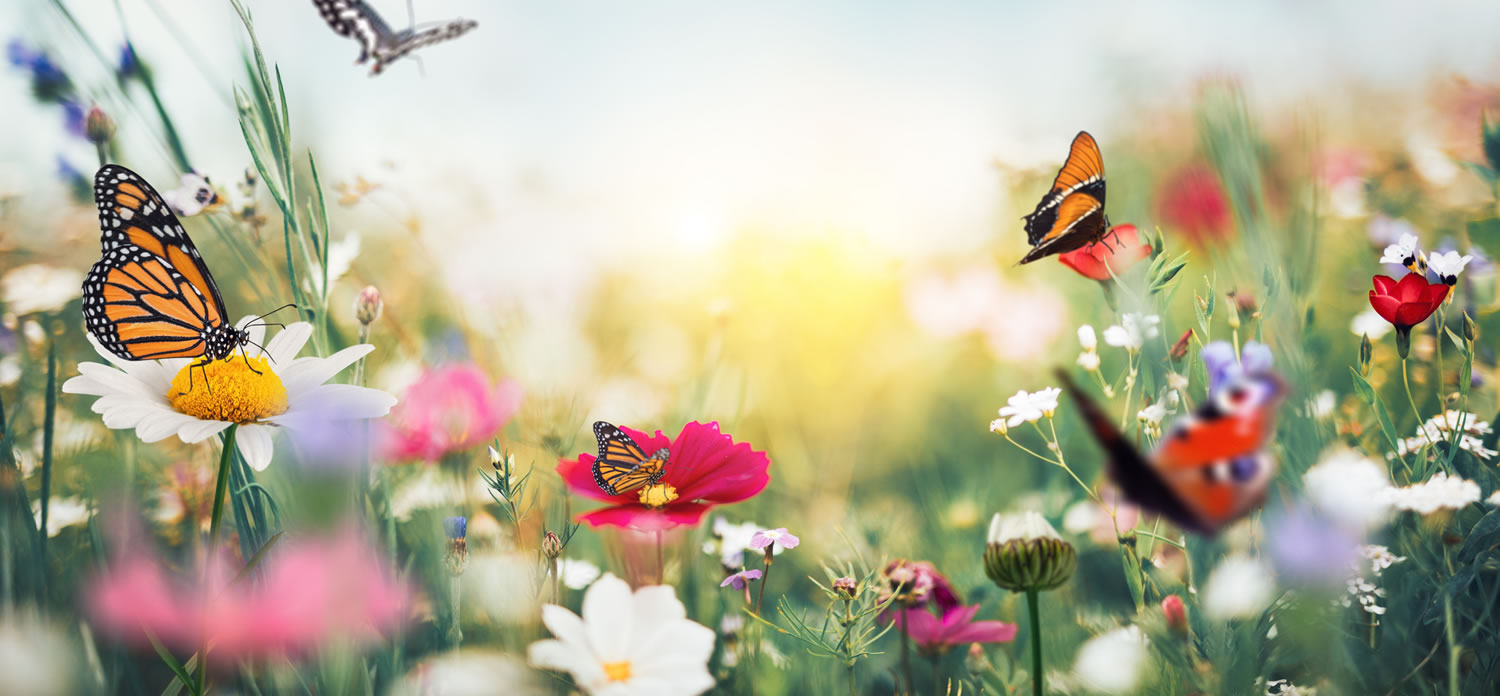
602,660,632,682
167,353,289,423
638,483,679,508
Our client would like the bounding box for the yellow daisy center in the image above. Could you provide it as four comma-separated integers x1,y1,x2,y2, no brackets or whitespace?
602,660,632,682
167,353,289,423
638,483,679,508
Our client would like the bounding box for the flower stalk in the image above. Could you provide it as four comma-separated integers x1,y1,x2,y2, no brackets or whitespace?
1026,588,1043,696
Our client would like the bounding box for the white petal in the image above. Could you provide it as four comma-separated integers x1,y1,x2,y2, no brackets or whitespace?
135,411,199,443
278,344,373,395
628,586,687,648
268,385,396,425
581,575,634,662
539,605,591,654
264,322,314,365
178,418,233,444
70,362,157,399
236,316,267,354
528,639,605,687
629,620,716,672
235,425,275,471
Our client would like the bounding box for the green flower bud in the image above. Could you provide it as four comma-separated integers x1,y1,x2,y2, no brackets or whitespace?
1464,313,1478,343
983,512,1076,593
1359,333,1373,375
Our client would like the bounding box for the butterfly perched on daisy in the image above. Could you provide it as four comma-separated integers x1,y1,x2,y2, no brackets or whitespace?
1019,131,1110,264
311,0,478,76
83,165,286,392
592,421,670,496
1056,343,1286,535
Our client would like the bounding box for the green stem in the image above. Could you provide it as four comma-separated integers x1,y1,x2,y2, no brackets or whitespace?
207,425,238,550
847,662,857,696
1027,589,1044,696
39,331,57,574
1445,549,1461,696
1401,358,1437,472
655,529,665,585
901,623,916,696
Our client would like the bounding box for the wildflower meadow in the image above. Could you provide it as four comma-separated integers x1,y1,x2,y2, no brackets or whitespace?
7,1,1500,694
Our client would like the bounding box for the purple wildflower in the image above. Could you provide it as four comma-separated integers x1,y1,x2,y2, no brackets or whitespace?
749,528,799,551
720,569,762,590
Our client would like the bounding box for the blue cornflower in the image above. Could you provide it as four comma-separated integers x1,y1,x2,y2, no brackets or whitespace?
117,43,139,81
1201,340,1272,397
62,99,86,139
443,516,467,541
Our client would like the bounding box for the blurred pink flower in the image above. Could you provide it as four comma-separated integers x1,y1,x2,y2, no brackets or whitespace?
557,421,770,530
878,559,961,616
1156,163,1232,247
88,531,408,661
382,364,523,462
890,605,1017,656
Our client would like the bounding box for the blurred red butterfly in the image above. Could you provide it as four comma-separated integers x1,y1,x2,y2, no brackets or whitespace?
1020,131,1109,264
1056,367,1286,535
592,421,669,496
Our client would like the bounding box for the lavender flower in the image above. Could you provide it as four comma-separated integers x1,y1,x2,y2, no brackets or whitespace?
720,569,762,590
749,527,799,551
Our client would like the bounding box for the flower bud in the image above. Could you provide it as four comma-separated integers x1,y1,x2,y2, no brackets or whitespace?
1162,594,1188,636
1169,329,1192,362
443,516,468,576
354,285,382,325
1395,328,1412,360
542,530,563,560
1359,333,1373,374
85,105,114,146
965,642,993,678
983,512,1076,592
489,445,504,469
1464,313,1478,343
832,576,858,600
1077,325,1097,352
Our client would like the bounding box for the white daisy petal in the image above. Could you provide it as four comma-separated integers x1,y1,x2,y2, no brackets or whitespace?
266,384,396,425
264,322,315,365
582,574,633,662
235,424,275,471
278,344,375,395
136,411,199,443
178,418,233,444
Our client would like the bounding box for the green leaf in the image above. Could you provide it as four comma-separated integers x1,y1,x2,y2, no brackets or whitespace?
1121,544,1145,614
233,531,284,584
1349,367,1403,460
146,632,194,695
1459,510,1500,564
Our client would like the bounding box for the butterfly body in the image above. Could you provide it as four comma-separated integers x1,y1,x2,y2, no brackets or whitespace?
1056,368,1285,535
1020,131,1109,264
592,421,669,496
84,165,250,364
311,0,477,75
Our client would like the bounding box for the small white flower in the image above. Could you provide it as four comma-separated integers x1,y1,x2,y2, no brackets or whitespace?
1310,390,1337,419
1062,500,1099,535
1102,314,1160,350
528,574,715,696
1303,448,1393,532
997,387,1061,427
552,559,603,590
160,172,221,216
1077,325,1098,351
1076,351,1101,371
1350,308,1393,340
1385,472,1481,514
0,356,19,387
1201,555,1274,620
31,497,91,538
988,418,1008,435
704,518,782,568
1379,233,1421,267
1428,250,1473,284
1,264,82,315
1166,371,1189,392
61,319,396,472
1032,387,1061,417
987,511,1062,544
1360,545,1406,575
1138,403,1168,426
1073,625,1150,694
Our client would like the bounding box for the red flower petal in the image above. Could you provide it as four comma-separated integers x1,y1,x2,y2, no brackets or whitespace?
1394,301,1437,328
555,455,626,503
1393,272,1428,303
1056,225,1153,281
1371,274,1398,296
1369,291,1401,324
576,502,713,530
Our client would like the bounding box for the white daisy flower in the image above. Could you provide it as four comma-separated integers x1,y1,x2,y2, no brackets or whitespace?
1,264,82,315
1428,250,1473,285
1384,472,1481,514
528,574,715,696
1102,314,1160,350
1302,448,1393,532
1073,625,1150,694
61,319,395,472
160,172,222,217
1201,554,1274,620
1394,411,1496,460
1350,308,1393,340
1379,232,1424,271
552,559,603,590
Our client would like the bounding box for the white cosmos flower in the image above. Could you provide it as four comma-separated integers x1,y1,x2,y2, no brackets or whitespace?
1302,448,1393,532
1,264,83,315
61,318,395,472
528,574,715,696
1428,250,1473,284
1379,232,1421,266
1102,314,1160,350
1073,625,1150,694
1201,555,1274,620
1384,472,1481,514
31,497,92,537
1350,308,1393,340
553,559,603,590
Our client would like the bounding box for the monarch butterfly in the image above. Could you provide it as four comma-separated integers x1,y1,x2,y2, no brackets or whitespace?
1020,131,1109,264
83,165,284,392
591,421,669,496
1056,366,1286,536
311,0,478,76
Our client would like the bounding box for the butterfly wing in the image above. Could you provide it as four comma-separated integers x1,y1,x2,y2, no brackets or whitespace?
1021,131,1108,264
84,166,229,361
1055,370,1210,533
592,421,667,496
312,0,393,61
370,19,478,74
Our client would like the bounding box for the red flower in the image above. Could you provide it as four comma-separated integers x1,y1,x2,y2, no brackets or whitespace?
1156,163,1232,247
557,421,770,530
1368,274,1448,332
890,605,1017,656
1161,594,1188,635
1057,224,1153,281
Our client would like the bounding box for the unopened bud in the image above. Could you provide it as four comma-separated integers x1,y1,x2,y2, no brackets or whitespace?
542,530,563,560
354,285,382,325
1169,329,1192,362
832,576,858,600
85,105,115,146
1162,594,1189,636
1464,313,1478,343
965,642,993,677
488,445,504,469
443,516,468,576
1360,333,1373,375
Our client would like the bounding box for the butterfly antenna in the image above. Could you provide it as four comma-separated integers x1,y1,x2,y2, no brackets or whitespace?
250,303,298,325
412,53,427,79
242,337,277,365
406,0,417,31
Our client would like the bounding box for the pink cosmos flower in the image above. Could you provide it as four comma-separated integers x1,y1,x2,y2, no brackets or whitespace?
382,364,523,462
88,530,408,661
878,559,961,615
890,605,1017,656
557,421,770,530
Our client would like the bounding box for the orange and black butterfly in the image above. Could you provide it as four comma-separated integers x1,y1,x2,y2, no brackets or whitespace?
83,165,278,387
1056,367,1286,535
1019,131,1109,264
592,421,669,496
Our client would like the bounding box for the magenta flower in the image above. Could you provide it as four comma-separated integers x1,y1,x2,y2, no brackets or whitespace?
879,559,961,615
88,530,408,661
720,569,763,590
557,421,771,530
749,528,799,551
381,363,522,462
890,605,1018,656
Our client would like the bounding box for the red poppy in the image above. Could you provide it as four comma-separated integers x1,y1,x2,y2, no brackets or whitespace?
1368,274,1448,332
1156,163,1232,247
1057,224,1153,281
